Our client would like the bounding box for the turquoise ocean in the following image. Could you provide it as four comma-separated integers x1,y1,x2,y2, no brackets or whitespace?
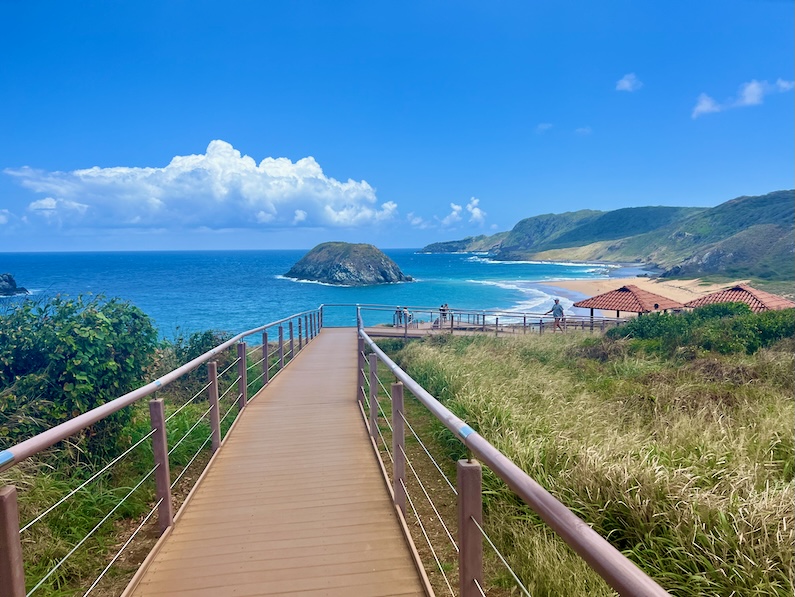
0,250,648,336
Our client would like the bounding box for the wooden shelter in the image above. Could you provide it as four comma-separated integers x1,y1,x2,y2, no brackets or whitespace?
573,284,684,318
684,284,795,313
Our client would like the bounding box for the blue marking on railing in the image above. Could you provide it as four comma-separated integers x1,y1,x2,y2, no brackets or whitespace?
155,380,162,387
0,450,14,467
458,425,475,439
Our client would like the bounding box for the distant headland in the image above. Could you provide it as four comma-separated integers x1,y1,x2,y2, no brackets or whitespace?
284,242,413,286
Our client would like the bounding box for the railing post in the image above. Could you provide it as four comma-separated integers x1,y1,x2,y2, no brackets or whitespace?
207,361,221,453
481,312,485,332
298,318,303,350
0,486,25,597
392,382,406,517
540,318,544,334
148,398,174,534
319,306,323,328
278,326,284,369
310,314,315,339
289,320,294,360
523,315,527,334
495,316,499,336
458,458,483,597
357,335,365,406
237,342,247,410
404,312,408,340
450,311,454,333
304,315,309,343
369,353,378,439
262,331,269,384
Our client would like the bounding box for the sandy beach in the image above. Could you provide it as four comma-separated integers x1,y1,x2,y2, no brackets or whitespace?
550,276,749,305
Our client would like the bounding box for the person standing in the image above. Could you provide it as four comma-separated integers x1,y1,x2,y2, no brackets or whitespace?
395,306,403,326
545,298,565,332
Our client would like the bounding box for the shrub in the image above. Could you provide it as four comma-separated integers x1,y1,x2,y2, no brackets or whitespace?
0,295,158,455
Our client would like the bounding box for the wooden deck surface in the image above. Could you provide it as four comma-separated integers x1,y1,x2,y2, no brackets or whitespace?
127,328,426,597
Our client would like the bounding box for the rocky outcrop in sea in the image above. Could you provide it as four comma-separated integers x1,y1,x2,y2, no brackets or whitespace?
0,273,29,296
284,242,413,286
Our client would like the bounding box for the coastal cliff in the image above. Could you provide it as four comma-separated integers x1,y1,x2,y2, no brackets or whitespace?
285,242,413,286
0,273,28,296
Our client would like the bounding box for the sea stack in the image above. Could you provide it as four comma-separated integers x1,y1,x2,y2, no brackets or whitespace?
285,242,413,286
0,273,28,296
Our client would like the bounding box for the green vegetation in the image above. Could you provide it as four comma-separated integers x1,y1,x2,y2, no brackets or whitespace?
422,190,795,282
0,297,275,595
385,308,794,596
0,295,157,457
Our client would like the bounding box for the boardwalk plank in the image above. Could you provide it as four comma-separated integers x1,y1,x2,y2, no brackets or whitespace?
127,328,426,597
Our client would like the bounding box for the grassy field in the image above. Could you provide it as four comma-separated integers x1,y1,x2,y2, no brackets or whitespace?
384,329,794,596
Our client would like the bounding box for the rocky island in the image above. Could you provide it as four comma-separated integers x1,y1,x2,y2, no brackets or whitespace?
0,273,29,296
285,242,413,286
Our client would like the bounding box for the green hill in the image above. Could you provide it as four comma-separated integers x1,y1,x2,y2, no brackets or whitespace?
421,190,795,281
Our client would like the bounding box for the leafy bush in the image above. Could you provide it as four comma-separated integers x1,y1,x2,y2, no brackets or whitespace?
0,295,157,454
606,303,794,355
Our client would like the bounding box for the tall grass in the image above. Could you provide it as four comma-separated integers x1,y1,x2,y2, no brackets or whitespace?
391,332,794,596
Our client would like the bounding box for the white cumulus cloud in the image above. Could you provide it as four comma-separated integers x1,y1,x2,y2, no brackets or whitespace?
440,203,463,227
0,210,9,225
466,197,486,224
5,140,397,230
575,126,593,135
616,73,643,92
692,78,795,118
535,123,553,134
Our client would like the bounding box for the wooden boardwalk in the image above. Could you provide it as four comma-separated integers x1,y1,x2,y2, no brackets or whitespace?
125,328,427,597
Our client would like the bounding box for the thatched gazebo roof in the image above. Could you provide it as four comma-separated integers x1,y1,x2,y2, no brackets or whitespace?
684,284,795,313
573,284,684,315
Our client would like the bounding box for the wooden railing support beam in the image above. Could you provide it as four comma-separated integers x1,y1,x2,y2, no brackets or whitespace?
392,382,406,516
148,398,174,534
237,342,247,410
458,458,483,597
0,486,25,597
262,331,269,384
368,353,378,439
208,361,222,452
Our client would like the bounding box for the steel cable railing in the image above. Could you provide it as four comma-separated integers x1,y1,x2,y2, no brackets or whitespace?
359,327,672,597
165,380,213,423
19,428,157,534
402,478,456,597
82,497,163,597
471,516,533,597
400,445,458,553
170,432,214,490
399,410,458,497
1,308,323,596
26,465,159,596
167,404,213,456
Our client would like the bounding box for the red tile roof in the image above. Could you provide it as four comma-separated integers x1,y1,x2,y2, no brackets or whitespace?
573,284,684,313
684,284,795,313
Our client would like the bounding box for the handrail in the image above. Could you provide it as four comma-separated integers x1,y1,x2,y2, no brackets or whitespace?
0,308,321,473
324,302,628,322
359,328,670,597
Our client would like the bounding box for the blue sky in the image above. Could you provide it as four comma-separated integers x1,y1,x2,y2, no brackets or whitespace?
1,0,792,251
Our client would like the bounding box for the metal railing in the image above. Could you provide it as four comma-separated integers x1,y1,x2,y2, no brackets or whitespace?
324,302,628,339
357,322,671,597
0,307,323,597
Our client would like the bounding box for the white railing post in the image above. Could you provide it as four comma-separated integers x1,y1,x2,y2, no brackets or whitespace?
458,458,483,597
148,398,174,534
369,353,378,439
237,342,247,409
392,382,406,516
208,361,221,453
0,486,25,597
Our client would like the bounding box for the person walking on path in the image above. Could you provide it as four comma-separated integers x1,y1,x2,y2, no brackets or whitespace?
545,298,566,332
